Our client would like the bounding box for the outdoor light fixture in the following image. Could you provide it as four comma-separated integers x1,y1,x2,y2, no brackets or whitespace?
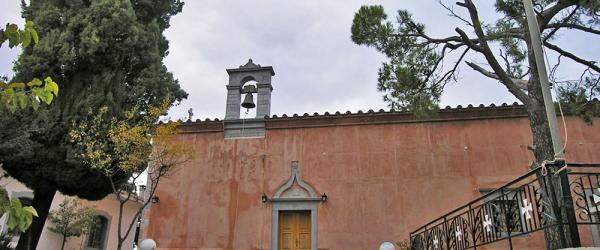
151,196,160,204
261,193,268,203
321,193,327,202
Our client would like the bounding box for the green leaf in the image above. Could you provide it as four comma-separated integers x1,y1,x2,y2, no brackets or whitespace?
8,35,20,48
23,206,38,217
36,90,47,104
25,20,34,29
45,77,59,95
30,28,39,44
8,82,26,88
16,91,28,109
6,24,20,48
7,215,16,230
4,88,17,113
31,95,40,110
45,91,54,104
6,24,17,35
11,198,22,209
27,78,43,87
4,88,14,95
0,198,36,232
0,30,6,48
40,90,53,105
21,30,31,48
19,217,28,231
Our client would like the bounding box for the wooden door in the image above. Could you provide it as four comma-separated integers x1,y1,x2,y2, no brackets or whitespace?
279,211,311,250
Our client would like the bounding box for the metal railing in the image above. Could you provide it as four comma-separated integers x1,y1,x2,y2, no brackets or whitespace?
409,163,600,249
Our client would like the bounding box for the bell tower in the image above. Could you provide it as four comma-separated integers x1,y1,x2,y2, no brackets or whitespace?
223,59,275,138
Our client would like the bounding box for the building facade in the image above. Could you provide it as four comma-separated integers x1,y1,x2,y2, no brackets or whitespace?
141,61,600,250
0,170,142,250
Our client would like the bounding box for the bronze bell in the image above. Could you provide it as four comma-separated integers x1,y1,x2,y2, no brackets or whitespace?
241,93,256,109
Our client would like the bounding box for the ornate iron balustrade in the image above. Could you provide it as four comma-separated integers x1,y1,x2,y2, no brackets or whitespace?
409,163,600,249
569,165,600,226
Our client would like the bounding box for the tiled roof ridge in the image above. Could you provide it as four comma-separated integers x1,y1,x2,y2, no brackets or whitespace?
173,98,599,124
267,101,523,120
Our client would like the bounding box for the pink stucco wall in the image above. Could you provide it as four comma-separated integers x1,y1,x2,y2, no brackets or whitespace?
60,195,142,250
143,115,600,250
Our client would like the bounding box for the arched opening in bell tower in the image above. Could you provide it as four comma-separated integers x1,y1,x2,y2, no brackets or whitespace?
240,76,258,119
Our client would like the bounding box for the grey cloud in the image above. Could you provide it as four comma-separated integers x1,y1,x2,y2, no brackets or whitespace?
2,1,598,121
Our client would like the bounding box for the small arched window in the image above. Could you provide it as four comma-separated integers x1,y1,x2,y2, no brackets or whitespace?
87,215,109,250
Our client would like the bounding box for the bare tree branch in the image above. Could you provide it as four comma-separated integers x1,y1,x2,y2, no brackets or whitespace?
539,0,579,28
462,0,530,104
466,61,529,90
454,28,484,52
500,50,513,76
544,41,600,73
546,22,600,35
439,0,473,27
436,47,470,86
421,45,451,84
549,54,563,84
544,6,580,41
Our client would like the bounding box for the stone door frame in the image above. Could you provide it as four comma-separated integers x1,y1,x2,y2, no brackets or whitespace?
269,161,322,250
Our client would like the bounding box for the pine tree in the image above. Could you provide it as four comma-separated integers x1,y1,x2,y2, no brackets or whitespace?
352,1,599,248
0,1,187,249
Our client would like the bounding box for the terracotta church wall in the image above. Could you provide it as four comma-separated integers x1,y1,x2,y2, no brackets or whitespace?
142,115,600,250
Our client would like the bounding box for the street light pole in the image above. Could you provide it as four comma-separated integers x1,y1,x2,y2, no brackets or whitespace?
522,0,564,160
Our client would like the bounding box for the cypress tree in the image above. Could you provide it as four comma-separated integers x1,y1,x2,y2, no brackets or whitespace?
0,0,187,249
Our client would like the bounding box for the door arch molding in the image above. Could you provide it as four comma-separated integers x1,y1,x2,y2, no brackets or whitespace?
269,161,321,250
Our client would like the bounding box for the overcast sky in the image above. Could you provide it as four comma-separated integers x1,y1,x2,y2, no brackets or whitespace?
1,1,597,120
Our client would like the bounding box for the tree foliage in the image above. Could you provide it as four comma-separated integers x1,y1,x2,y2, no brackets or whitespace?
69,99,177,176
0,21,58,112
0,1,187,249
352,7,444,113
0,188,37,233
556,70,600,123
351,1,600,115
352,1,600,248
70,100,193,250
0,21,38,49
47,198,95,250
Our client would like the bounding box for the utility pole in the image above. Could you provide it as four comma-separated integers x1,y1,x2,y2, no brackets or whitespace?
521,2,580,248
522,0,564,159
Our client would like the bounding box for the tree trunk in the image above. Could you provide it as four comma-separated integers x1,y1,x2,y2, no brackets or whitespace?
15,187,56,250
526,99,569,250
60,235,66,250
525,43,576,249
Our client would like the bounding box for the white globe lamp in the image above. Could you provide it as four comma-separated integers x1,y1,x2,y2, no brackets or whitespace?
140,239,157,250
379,242,396,250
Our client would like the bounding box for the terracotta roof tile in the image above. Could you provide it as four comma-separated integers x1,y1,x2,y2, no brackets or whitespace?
175,99,600,125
